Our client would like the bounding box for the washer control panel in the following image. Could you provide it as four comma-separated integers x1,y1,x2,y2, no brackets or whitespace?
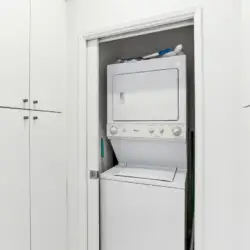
107,123,186,139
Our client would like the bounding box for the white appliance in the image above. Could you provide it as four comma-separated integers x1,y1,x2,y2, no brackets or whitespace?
101,55,187,250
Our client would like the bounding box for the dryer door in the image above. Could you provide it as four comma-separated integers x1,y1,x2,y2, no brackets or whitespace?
112,69,179,121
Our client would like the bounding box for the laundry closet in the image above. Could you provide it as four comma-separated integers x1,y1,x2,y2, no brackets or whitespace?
85,23,195,250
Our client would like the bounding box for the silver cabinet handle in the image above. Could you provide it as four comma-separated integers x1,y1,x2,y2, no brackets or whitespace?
243,105,250,109
33,100,38,104
23,116,29,120
33,116,38,120
23,99,28,103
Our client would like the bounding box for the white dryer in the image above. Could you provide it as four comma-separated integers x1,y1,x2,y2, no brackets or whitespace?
101,55,187,250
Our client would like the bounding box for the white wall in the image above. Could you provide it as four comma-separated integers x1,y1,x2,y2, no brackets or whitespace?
240,1,250,250
66,1,241,250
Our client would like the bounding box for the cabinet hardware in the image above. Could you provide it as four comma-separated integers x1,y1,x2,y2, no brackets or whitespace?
89,170,99,179
33,116,38,120
243,105,250,109
33,100,38,104
23,116,29,120
23,99,28,103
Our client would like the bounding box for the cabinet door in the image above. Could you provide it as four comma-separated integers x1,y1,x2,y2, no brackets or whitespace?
30,111,66,250
240,109,250,247
0,0,30,109
30,0,66,112
0,108,30,250
242,0,250,107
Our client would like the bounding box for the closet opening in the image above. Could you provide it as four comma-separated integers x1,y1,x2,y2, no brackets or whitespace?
80,9,203,250
98,25,195,250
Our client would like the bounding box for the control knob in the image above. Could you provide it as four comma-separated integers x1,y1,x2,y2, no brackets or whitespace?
148,128,155,134
110,126,118,135
159,128,164,134
172,126,182,136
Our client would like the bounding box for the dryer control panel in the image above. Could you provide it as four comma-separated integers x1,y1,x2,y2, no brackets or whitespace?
107,123,186,140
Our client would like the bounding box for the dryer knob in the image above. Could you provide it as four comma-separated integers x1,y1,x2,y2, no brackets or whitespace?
148,128,155,134
172,126,182,136
110,126,118,135
159,128,164,134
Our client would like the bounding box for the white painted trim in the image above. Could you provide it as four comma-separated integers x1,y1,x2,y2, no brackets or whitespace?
82,7,196,41
86,39,100,250
78,7,204,250
99,19,194,43
193,7,204,250
78,37,88,250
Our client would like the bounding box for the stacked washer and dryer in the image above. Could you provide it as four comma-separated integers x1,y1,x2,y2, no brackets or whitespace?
100,55,187,250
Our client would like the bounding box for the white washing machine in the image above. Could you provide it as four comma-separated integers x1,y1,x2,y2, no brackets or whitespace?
100,166,186,250
101,55,187,250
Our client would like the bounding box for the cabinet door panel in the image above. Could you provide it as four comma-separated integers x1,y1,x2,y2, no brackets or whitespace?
30,111,66,250
0,108,30,250
0,0,30,108
30,0,66,112
242,0,250,107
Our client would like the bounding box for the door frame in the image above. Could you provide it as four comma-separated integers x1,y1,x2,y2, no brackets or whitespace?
78,7,204,250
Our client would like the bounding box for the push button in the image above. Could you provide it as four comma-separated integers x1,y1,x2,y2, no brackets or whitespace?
110,126,118,135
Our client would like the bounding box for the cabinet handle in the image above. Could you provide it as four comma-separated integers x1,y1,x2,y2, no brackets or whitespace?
33,116,38,120
23,99,28,103
33,100,38,104
23,116,29,120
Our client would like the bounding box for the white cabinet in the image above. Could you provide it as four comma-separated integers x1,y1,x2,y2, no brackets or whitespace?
0,0,30,109
0,0,67,248
0,109,66,250
30,111,67,250
0,109,30,250
0,0,66,112
30,0,66,112
242,0,250,107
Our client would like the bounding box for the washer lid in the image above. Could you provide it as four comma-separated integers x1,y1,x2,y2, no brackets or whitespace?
113,166,177,182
